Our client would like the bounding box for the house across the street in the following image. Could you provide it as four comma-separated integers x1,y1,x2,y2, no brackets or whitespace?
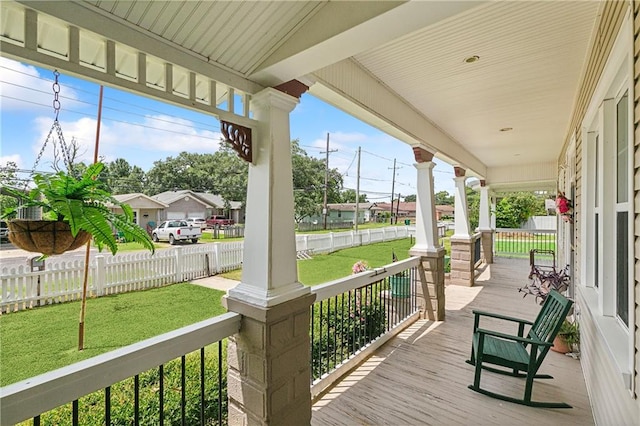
152,190,244,224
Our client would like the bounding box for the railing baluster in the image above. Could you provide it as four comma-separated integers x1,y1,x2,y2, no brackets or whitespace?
33,415,40,426
105,386,111,426
218,341,223,426
72,399,78,426
181,355,186,426
325,297,330,373
200,347,205,426
134,374,140,426
340,292,345,364
334,295,339,369
159,364,164,426
318,300,324,376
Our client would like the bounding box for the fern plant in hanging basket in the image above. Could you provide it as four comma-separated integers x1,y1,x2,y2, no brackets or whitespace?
7,220,91,255
2,162,154,256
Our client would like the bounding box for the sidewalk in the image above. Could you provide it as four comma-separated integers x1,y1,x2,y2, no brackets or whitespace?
190,275,239,292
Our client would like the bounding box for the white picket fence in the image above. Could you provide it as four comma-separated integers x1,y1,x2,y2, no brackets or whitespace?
1,227,411,313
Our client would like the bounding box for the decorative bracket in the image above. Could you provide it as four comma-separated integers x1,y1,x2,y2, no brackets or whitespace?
221,120,253,163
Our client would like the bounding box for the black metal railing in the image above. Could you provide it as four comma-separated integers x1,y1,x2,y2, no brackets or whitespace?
309,259,420,383
494,228,556,259
473,234,482,266
1,313,241,426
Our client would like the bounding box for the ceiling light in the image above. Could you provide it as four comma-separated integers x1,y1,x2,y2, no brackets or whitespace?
464,55,480,63
499,127,513,132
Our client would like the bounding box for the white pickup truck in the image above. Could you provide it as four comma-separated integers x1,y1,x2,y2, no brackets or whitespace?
151,220,202,245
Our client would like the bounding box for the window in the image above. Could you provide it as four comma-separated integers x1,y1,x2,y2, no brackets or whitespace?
615,91,630,326
580,15,633,383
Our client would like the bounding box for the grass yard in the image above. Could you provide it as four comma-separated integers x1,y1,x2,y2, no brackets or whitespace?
223,238,415,285
0,237,415,387
0,284,226,386
494,237,556,256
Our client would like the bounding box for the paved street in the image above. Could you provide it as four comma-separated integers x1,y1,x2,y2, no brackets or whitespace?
0,241,100,269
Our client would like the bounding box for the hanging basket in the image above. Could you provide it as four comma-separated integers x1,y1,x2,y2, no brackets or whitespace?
8,220,91,255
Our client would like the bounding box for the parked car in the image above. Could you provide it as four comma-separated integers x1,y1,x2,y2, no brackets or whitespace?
186,218,207,230
151,220,202,244
206,215,234,228
0,220,8,241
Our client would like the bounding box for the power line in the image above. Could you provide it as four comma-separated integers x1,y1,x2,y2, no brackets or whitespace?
343,151,358,176
0,94,222,142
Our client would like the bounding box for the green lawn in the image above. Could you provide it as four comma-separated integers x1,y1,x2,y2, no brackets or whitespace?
1,237,415,386
297,239,413,285
0,284,226,386
223,238,415,285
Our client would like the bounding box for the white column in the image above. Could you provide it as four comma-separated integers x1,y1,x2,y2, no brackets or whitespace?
227,88,309,307
478,182,491,231
452,168,471,239
412,161,442,253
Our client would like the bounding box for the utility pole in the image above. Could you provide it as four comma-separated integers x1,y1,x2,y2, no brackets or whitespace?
389,159,397,224
396,192,401,224
354,146,361,233
321,133,337,229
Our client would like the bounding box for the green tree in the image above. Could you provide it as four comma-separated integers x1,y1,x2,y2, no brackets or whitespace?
0,162,19,216
144,146,248,207
466,187,480,230
104,158,146,194
403,194,416,202
209,145,249,206
291,140,342,222
495,192,546,228
435,191,454,205
340,189,367,203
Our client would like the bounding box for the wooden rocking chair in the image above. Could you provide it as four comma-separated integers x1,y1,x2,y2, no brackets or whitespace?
466,289,574,408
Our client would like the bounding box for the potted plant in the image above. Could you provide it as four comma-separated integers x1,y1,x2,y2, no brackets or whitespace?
2,162,154,256
552,319,580,354
519,264,570,305
389,251,410,298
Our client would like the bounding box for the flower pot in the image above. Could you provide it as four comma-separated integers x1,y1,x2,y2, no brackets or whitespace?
8,220,91,255
390,275,410,298
551,335,571,354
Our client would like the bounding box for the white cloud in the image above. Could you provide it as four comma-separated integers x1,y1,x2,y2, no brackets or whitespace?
0,57,81,113
0,154,23,168
30,114,222,170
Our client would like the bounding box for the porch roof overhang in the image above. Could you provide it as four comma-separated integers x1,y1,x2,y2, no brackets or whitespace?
1,0,601,191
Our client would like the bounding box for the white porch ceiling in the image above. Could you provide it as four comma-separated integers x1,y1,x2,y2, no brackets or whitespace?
2,0,602,191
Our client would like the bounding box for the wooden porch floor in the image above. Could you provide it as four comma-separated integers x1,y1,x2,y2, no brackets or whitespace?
312,258,594,425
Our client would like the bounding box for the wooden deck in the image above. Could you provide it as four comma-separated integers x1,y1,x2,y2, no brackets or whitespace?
312,258,594,426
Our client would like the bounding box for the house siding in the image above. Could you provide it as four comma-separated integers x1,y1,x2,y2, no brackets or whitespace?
161,198,208,221
566,1,640,424
633,0,640,404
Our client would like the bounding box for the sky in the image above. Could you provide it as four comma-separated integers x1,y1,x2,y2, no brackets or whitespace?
0,57,455,201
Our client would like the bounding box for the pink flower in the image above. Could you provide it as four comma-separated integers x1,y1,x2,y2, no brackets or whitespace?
352,260,369,274
556,195,570,214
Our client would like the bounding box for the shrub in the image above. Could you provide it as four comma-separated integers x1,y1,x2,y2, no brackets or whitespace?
30,343,228,426
311,286,386,380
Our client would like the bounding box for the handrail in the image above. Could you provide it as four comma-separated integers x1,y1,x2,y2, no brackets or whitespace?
0,312,241,426
311,257,420,302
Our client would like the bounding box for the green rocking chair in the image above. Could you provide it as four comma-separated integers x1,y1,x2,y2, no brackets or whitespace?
466,289,574,408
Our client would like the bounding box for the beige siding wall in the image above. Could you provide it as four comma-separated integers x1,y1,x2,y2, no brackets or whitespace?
579,303,637,422
563,1,640,424
633,0,640,405
567,1,628,290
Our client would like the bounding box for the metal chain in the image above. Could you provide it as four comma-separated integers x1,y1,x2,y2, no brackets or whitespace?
28,70,76,183
52,70,61,121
